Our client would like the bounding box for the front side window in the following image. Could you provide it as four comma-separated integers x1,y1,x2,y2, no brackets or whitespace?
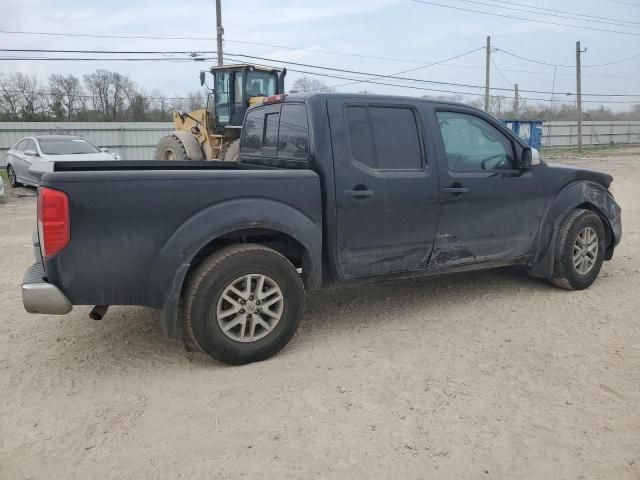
14,139,28,151
345,105,422,171
436,111,515,171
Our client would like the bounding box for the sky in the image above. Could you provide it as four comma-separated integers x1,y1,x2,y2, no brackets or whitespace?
1,0,640,111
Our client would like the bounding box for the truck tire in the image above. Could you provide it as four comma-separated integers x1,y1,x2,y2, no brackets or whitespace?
550,209,606,290
155,135,189,160
220,139,240,162
184,244,305,365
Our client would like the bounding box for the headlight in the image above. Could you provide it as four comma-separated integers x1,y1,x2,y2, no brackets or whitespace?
112,153,121,160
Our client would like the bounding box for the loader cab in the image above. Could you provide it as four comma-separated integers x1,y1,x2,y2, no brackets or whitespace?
202,64,286,134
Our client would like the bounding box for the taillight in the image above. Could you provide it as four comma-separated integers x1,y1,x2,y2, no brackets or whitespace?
37,187,70,259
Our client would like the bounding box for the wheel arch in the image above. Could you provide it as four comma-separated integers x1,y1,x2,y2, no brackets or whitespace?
154,198,322,338
529,180,617,278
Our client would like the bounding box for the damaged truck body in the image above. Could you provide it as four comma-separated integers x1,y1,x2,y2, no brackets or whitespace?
22,93,622,364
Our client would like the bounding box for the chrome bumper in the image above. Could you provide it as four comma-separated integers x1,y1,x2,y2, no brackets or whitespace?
22,262,72,315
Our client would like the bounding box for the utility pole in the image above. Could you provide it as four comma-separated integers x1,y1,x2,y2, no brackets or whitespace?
514,83,519,117
576,41,585,151
216,0,224,66
485,36,491,113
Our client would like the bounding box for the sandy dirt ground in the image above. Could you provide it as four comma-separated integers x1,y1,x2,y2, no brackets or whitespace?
1,154,639,479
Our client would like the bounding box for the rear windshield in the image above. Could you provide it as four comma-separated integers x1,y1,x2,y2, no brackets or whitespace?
39,138,101,155
241,103,309,160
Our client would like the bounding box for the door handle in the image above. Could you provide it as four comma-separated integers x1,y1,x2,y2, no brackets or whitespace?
442,183,469,195
344,186,374,199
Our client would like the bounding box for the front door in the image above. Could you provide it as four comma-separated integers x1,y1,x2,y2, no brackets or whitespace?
328,98,440,278
429,108,545,269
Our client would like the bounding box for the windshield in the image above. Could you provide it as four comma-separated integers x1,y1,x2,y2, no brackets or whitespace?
246,71,277,97
38,138,101,155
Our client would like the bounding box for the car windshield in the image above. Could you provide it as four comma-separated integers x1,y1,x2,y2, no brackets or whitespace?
38,138,101,155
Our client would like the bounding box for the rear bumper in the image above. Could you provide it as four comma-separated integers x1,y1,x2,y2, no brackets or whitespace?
22,262,72,315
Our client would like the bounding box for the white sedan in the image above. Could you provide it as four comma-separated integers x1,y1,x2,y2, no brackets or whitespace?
5,135,120,188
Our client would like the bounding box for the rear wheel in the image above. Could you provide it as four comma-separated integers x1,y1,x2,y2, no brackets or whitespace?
7,165,21,187
184,244,304,365
549,209,606,290
155,135,189,160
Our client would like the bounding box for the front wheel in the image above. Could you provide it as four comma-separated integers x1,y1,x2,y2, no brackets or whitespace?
155,135,189,160
183,244,305,365
550,209,606,290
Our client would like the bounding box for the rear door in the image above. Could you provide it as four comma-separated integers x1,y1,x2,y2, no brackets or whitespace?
327,98,439,277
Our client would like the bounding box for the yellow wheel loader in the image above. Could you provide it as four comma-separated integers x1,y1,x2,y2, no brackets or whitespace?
155,64,286,162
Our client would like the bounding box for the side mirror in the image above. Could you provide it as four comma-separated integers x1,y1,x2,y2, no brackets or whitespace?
521,147,541,168
23,149,38,156
200,71,206,87
100,147,110,153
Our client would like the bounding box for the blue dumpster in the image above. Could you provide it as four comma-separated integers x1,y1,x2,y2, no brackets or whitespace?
500,120,543,149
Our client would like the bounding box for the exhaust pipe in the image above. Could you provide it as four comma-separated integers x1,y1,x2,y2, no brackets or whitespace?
89,305,109,321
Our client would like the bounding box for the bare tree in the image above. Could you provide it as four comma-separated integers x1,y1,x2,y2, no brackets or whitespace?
84,70,113,119
489,95,506,117
0,75,21,120
290,76,334,93
186,91,206,111
2,73,45,120
48,74,84,120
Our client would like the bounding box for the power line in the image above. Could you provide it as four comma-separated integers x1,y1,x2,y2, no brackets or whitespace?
0,48,216,55
290,47,488,91
409,0,640,36
495,47,640,68
224,51,640,97
223,54,638,104
479,0,640,26
490,56,515,88
3,48,640,98
3,28,640,71
447,0,640,29
0,29,217,41
604,0,640,7
437,62,640,79
0,56,208,62
0,54,634,106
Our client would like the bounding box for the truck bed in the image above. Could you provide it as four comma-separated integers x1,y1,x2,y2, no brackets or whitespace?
39,163,323,329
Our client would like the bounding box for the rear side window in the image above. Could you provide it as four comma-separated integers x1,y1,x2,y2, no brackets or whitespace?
242,109,264,155
345,105,422,170
264,112,279,149
241,103,309,160
279,104,309,159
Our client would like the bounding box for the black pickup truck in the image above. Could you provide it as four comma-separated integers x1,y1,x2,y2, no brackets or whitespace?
22,93,622,364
